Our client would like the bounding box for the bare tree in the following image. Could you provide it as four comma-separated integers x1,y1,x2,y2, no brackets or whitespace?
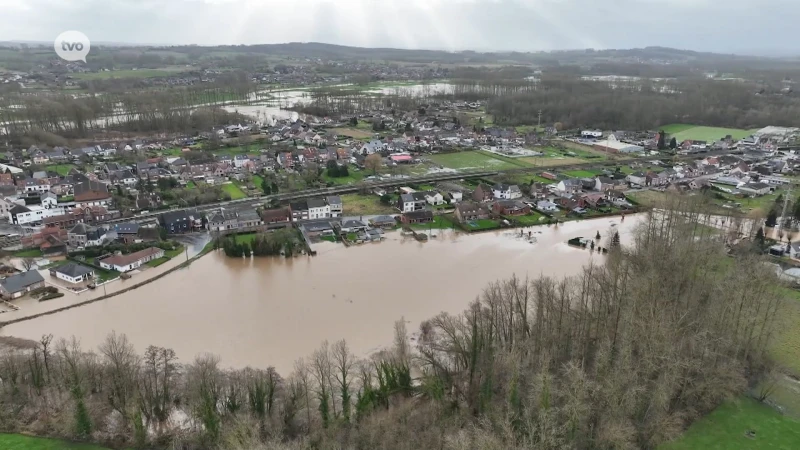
365,153,383,175
20,257,35,271
332,340,354,422
99,331,139,426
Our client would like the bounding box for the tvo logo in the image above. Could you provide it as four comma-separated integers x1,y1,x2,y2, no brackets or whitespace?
54,31,91,62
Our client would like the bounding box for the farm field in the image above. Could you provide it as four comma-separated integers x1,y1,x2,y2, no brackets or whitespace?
662,124,761,142
660,397,800,450
428,151,528,171
221,183,247,200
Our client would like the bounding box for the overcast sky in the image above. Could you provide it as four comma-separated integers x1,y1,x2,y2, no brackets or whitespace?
0,0,797,55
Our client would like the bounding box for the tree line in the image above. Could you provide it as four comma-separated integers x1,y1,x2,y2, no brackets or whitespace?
0,201,787,449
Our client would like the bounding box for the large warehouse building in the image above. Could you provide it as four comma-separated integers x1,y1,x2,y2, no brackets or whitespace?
592,134,644,153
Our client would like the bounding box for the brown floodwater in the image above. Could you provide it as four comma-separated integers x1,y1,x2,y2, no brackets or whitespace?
0,216,642,374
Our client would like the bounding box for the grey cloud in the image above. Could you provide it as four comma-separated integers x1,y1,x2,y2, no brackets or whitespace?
0,0,797,55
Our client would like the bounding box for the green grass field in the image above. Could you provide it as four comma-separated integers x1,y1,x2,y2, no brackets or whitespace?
13,249,43,258
323,169,366,185
660,397,800,450
428,151,526,170
513,212,547,226
772,288,800,377
0,433,110,449
341,194,396,216
146,257,170,268
72,68,186,80
234,233,258,245
45,164,75,176
164,246,185,259
662,124,761,142
221,183,247,200
564,169,602,178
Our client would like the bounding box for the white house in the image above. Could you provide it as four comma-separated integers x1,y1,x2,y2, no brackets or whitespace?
536,200,559,212
99,247,165,273
326,196,343,218
9,204,66,225
50,262,95,285
581,130,603,139
447,191,463,203
738,182,772,196
492,184,522,200
234,155,249,168
556,179,583,194
423,191,445,205
306,198,331,219
0,196,25,219
626,172,648,187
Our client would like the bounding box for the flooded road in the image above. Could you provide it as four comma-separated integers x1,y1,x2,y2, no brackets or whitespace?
0,216,642,373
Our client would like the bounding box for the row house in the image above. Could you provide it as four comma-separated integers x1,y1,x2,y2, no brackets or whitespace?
455,202,491,223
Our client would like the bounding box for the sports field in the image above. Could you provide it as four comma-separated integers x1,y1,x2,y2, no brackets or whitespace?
428,151,529,170
662,124,761,142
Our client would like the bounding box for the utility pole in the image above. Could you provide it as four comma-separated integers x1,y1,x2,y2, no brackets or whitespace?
777,185,792,241
537,110,542,129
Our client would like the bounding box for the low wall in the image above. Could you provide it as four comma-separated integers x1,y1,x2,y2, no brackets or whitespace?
0,246,216,328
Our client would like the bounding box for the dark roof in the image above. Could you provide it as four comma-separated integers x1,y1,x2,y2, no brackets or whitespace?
290,200,308,212
237,208,260,222
326,195,342,205
68,223,88,235
113,223,140,234
403,210,434,220
370,215,396,224
307,198,327,208
261,207,292,220
74,180,110,201
0,270,44,294
9,204,30,215
160,210,193,223
55,262,94,278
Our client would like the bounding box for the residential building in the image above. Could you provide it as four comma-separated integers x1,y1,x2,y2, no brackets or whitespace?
397,192,427,212
595,177,615,192
207,209,239,232
9,204,66,226
74,180,111,207
626,172,648,187
556,178,583,194
492,184,522,200
307,198,331,219
738,182,772,196
290,201,309,221
160,210,196,234
472,183,494,202
327,196,343,218
50,262,95,285
423,191,445,205
536,200,559,212
99,247,165,273
261,207,293,229
0,196,24,219
492,200,531,216
67,223,107,248
0,270,45,299
370,215,397,229
400,210,434,224
454,202,491,223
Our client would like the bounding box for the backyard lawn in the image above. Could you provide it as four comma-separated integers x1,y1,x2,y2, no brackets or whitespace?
13,249,43,258
662,124,761,142
428,151,525,171
45,164,75,176
0,434,111,450
234,233,258,245
771,288,800,377
660,397,800,450
463,218,501,231
221,183,247,200
146,257,170,268
323,169,366,185
513,213,547,226
341,194,396,216
165,245,185,259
